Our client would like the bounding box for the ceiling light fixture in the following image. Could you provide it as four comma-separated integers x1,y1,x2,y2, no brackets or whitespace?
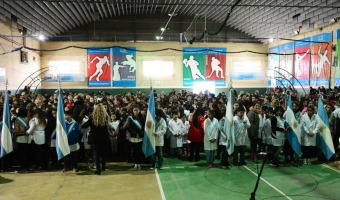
330,18,337,23
38,35,45,41
168,13,177,17
156,6,178,41
155,36,163,40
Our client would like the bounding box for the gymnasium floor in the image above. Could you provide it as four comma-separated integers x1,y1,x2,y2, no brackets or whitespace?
0,157,339,200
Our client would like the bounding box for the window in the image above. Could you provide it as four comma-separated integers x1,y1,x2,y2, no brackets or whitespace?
48,61,81,73
193,81,215,94
143,60,174,78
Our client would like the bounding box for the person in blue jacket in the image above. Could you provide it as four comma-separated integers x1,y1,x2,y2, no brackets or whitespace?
64,110,81,172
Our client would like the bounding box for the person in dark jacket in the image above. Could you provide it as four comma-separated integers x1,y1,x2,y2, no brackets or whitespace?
122,104,145,170
72,95,87,123
247,102,260,163
82,104,110,175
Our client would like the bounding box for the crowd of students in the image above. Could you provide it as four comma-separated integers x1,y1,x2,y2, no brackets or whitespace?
1,85,340,174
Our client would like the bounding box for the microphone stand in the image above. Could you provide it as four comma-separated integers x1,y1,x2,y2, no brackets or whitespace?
250,153,267,200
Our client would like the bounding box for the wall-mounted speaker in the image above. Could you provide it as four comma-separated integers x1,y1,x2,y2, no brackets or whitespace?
332,45,336,52
20,50,28,63
332,56,338,67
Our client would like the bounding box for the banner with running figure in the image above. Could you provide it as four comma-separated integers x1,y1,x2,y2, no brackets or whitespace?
87,47,111,87
182,47,226,87
278,42,294,87
268,46,280,87
294,37,311,86
336,29,340,86
111,47,136,87
310,32,332,86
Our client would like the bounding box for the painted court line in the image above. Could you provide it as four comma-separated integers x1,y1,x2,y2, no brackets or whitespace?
155,169,166,200
321,164,340,174
158,166,198,169
243,166,293,200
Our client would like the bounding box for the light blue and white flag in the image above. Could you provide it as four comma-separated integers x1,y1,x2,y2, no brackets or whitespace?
142,88,156,157
56,89,70,160
285,95,301,155
224,89,235,155
1,91,13,158
316,97,335,160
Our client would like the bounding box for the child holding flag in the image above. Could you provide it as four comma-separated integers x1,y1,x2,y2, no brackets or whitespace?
233,106,251,166
64,110,80,172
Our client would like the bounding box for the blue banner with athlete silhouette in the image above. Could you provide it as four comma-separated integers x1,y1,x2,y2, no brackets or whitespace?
268,46,280,87
87,47,111,87
277,42,294,87
294,37,311,86
182,47,226,87
336,29,340,86
111,47,136,87
310,32,332,86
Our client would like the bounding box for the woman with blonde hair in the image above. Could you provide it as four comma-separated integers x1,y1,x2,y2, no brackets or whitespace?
82,104,110,175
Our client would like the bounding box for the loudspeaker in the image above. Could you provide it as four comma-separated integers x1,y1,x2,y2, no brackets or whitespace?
332,56,338,67
20,50,28,63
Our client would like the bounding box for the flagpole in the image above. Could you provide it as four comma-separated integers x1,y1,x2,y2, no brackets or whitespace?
58,77,63,171
226,80,233,166
1,79,8,173
249,78,267,200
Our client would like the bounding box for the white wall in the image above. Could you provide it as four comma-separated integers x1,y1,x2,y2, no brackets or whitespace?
0,19,41,93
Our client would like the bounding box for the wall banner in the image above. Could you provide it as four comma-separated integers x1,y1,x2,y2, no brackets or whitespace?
112,47,136,87
182,47,226,87
294,37,311,86
230,72,265,80
0,68,5,82
336,29,340,86
278,42,294,86
310,32,332,86
268,46,280,87
87,48,111,87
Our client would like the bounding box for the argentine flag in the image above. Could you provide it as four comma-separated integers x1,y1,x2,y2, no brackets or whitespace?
316,97,335,160
1,91,13,158
56,89,70,160
285,95,301,155
224,89,235,155
142,88,156,158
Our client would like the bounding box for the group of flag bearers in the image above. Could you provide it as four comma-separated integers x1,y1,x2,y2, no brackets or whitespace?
0,85,337,173
143,86,337,169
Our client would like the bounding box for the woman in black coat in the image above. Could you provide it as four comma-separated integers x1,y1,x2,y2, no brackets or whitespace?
82,104,110,175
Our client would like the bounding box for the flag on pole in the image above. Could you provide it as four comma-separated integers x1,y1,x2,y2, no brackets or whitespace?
224,89,235,155
316,97,335,160
1,90,13,158
142,88,156,157
56,89,70,160
285,95,301,155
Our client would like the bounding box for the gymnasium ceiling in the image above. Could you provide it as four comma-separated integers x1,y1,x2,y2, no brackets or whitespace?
0,0,340,43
